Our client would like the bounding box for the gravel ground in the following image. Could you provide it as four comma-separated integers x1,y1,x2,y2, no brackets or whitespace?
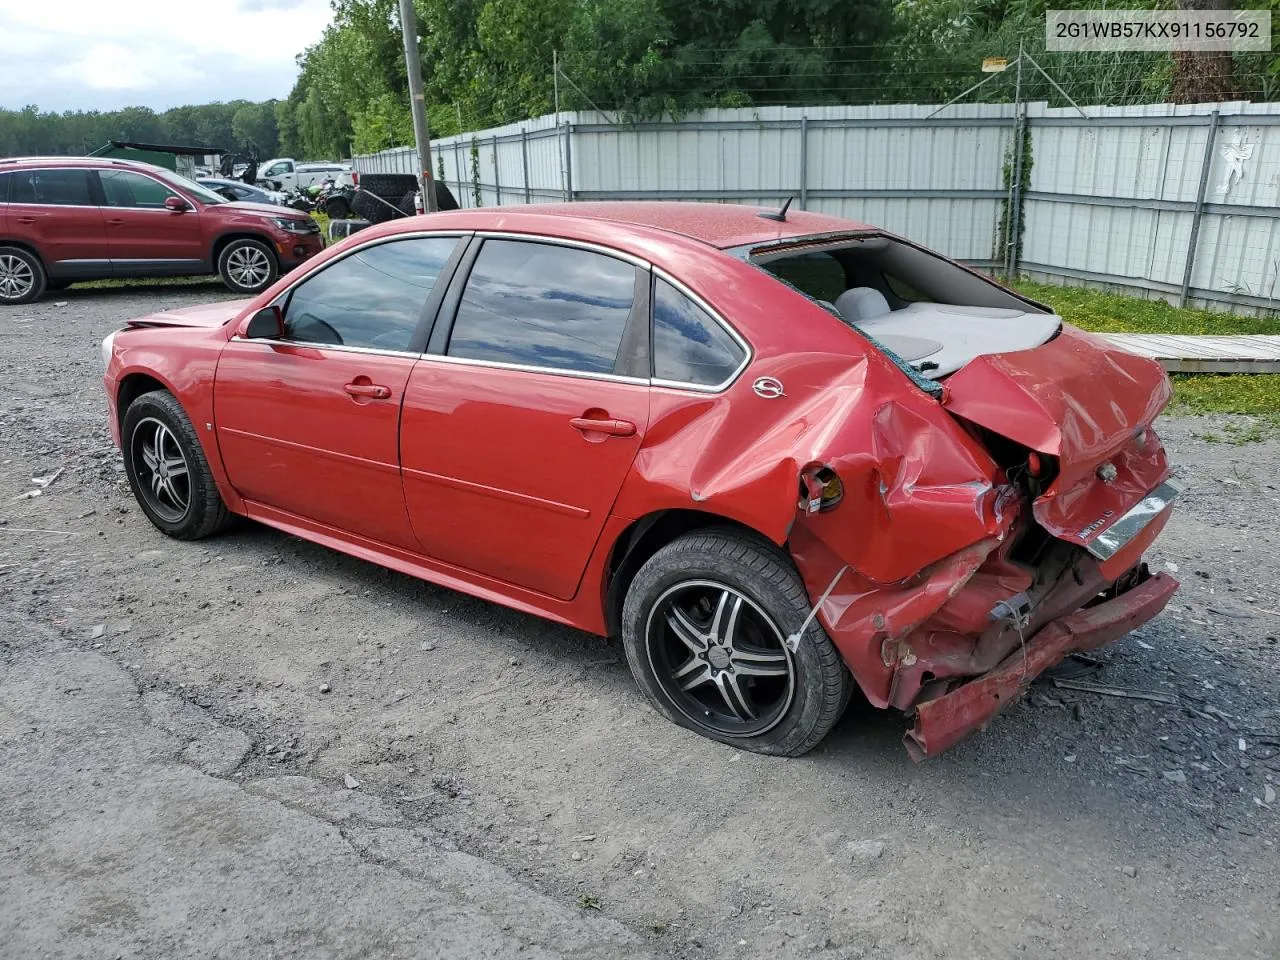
1,284,1278,959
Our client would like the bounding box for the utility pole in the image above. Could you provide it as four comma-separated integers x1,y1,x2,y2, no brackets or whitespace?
397,0,438,212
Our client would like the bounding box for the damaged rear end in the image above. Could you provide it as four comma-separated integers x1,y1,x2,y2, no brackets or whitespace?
787,325,1180,758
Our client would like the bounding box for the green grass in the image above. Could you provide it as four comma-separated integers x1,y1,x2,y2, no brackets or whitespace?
1013,280,1280,336
1014,280,1280,426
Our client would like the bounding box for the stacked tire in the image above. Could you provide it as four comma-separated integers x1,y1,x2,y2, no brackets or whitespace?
350,175,461,224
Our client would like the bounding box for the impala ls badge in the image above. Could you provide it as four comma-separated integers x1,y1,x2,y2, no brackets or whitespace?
753,376,786,399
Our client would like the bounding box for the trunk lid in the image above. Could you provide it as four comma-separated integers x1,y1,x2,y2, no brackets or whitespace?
941,325,1172,548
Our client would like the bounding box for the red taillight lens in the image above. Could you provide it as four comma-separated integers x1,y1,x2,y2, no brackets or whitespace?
351,170,360,185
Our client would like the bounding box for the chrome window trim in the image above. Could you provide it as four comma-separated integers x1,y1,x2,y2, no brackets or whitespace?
232,227,753,395
228,338,424,362
255,231,470,352
649,267,753,394
416,350,650,386
472,230,650,269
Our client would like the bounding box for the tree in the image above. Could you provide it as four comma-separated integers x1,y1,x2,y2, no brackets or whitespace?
1171,0,1236,102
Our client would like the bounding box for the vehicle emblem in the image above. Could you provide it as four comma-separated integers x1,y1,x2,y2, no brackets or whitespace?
1078,510,1115,539
753,376,786,399
1097,462,1118,483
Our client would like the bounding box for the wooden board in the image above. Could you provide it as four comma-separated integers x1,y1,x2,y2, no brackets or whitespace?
1099,334,1280,373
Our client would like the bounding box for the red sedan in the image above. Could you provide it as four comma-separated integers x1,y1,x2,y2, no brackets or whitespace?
101,203,1180,758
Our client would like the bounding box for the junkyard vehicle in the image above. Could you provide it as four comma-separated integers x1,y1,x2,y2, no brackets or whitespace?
100,203,1180,758
0,157,324,304
259,159,354,192
196,177,287,206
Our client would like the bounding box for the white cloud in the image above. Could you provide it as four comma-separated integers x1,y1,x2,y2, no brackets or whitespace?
0,0,334,111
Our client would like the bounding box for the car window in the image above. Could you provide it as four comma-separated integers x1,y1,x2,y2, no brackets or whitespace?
264,162,290,176
652,278,746,387
99,170,178,209
760,252,847,304
0,172,9,204
8,169,93,206
446,239,636,375
282,236,459,351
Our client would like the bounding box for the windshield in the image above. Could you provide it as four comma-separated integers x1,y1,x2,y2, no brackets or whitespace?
161,170,228,204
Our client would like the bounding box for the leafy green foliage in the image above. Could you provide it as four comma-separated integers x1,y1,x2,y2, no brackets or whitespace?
0,100,285,159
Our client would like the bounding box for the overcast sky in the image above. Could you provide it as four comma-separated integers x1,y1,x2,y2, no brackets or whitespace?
0,0,334,113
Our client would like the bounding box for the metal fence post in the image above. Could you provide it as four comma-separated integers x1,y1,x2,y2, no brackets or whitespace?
565,122,574,201
521,129,531,203
454,140,464,207
492,135,501,205
1180,109,1221,308
799,115,809,210
1006,102,1027,282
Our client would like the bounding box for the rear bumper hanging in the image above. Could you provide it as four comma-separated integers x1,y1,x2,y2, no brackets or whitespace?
903,570,1179,760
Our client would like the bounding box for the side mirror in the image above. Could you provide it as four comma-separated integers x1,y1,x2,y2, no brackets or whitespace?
164,196,190,213
244,305,285,340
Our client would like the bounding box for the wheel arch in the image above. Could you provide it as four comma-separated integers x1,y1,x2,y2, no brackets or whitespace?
115,370,178,432
0,239,46,265
602,508,775,638
212,231,278,266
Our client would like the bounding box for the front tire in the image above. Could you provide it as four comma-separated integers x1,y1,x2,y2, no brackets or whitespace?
621,530,852,756
217,238,278,294
0,246,46,305
122,391,231,540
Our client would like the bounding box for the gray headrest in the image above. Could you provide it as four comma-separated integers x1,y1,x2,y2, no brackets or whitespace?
834,287,891,325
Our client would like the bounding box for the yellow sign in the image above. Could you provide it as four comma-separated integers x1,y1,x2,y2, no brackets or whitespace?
982,57,1009,72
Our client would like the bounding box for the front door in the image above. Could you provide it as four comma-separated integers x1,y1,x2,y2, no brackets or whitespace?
96,169,206,272
214,234,464,549
401,237,651,600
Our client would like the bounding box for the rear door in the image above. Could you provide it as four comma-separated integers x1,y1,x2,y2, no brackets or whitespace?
214,233,465,550
400,236,651,599
96,169,206,272
4,167,108,276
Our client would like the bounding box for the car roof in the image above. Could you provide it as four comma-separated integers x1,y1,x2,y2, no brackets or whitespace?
0,155,171,174
389,201,873,251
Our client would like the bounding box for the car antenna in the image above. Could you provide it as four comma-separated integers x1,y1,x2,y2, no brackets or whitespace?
758,196,794,222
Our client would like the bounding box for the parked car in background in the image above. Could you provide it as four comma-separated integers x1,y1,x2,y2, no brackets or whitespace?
99,202,1180,759
197,177,287,206
257,158,354,192
0,157,323,304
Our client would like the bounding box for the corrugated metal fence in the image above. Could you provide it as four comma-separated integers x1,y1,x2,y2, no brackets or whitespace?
354,101,1280,315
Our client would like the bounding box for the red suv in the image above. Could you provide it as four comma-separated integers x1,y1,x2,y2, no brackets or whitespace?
0,157,324,305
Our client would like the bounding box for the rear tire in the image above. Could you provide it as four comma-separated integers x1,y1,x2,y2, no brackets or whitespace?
324,196,351,220
217,238,278,294
0,246,46,305
621,529,852,757
122,390,231,540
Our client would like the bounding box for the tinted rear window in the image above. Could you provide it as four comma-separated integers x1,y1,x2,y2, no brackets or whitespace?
0,172,9,204
8,169,94,206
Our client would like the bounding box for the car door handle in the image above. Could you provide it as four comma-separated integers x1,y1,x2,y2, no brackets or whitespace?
16,216,35,225
105,218,127,226
344,382,392,399
570,417,636,437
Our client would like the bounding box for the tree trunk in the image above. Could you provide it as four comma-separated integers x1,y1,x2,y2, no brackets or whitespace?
1171,0,1235,103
